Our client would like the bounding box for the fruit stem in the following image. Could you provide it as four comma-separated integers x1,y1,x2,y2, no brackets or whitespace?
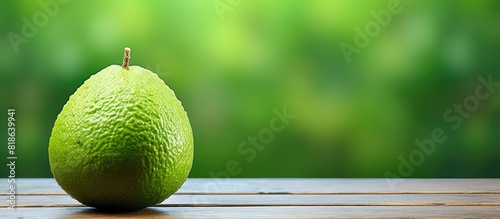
122,47,131,70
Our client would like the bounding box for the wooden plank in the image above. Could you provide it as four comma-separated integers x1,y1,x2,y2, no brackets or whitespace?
0,178,66,195
2,178,500,195
2,194,500,207
129,194,500,207
1,206,499,218
1,179,498,218
179,178,500,194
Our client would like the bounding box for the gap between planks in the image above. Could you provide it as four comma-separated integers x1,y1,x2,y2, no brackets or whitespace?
8,203,500,208
4,191,500,196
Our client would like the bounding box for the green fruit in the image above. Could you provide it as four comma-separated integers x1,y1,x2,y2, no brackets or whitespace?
48,48,193,211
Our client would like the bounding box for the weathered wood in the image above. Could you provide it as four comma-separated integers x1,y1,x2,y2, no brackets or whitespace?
2,194,500,207
0,178,499,218
2,178,500,195
1,206,500,218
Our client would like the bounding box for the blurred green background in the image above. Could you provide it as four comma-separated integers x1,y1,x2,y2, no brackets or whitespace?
1,0,500,178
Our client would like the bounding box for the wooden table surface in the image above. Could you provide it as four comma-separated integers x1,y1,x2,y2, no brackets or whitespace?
1,178,499,218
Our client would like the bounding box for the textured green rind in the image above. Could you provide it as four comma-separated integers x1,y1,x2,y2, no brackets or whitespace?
48,65,193,211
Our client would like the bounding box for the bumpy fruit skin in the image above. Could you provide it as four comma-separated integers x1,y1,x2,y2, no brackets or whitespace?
49,65,193,211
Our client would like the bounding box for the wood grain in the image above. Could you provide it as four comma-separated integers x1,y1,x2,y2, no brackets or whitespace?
1,206,500,218
0,178,499,218
2,178,499,195
2,194,500,207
